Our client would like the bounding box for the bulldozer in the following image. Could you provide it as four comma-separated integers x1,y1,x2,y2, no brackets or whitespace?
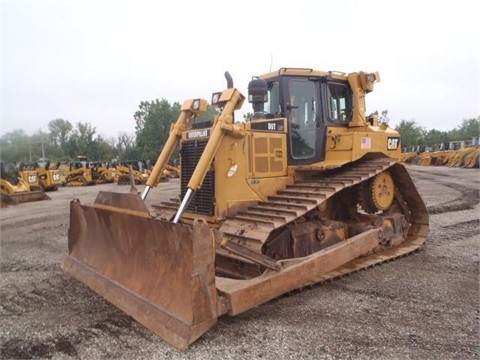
63,68,429,350
114,160,149,185
1,162,51,206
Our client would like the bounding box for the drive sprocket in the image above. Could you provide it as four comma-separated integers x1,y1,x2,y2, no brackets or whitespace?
360,171,395,213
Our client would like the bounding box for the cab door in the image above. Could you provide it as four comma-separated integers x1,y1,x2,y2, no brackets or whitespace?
283,77,326,165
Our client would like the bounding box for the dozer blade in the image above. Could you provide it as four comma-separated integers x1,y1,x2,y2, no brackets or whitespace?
62,191,218,350
0,190,51,205
1,193,17,206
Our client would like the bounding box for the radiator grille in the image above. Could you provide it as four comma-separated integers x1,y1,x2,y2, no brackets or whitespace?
180,139,215,215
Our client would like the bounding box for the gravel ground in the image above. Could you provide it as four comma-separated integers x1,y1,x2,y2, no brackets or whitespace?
0,165,478,360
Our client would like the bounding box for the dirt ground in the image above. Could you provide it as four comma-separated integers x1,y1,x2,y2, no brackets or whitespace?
0,165,478,360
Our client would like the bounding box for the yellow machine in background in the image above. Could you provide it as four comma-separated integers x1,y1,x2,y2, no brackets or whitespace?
17,162,42,191
163,163,180,179
114,160,149,185
63,161,96,186
62,156,115,186
19,161,61,191
402,147,479,168
1,162,51,206
63,68,429,350
89,161,116,184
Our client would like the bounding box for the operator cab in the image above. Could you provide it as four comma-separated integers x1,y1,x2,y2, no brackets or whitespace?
248,68,353,165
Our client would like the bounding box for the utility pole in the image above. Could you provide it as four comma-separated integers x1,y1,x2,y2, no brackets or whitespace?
29,136,46,162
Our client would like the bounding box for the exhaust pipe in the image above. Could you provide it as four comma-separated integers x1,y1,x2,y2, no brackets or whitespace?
225,71,233,88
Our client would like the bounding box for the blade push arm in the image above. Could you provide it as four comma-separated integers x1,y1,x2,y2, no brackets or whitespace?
173,88,245,223
141,99,208,200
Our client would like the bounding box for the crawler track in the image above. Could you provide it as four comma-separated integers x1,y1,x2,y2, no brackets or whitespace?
154,157,429,280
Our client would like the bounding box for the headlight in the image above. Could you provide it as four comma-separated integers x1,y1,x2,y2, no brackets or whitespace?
211,92,221,106
192,98,200,110
366,73,376,83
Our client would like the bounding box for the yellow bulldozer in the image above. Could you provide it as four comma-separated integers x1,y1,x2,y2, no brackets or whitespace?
63,68,429,350
114,160,149,185
1,162,51,206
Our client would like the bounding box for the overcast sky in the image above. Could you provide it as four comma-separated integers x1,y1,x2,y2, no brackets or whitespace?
1,0,479,140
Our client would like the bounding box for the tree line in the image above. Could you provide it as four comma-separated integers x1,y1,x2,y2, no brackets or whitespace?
0,99,478,163
394,117,479,150
0,99,217,163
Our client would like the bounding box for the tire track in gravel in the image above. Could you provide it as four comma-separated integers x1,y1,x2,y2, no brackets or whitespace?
0,272,85,316
0,314,148,359
408,168,479,215
1,269,153,359
1,215,68,233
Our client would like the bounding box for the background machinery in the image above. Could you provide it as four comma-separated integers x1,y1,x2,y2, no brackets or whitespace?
63,68,429,350
63,160,96,187
114,160,149,185
89,161,116,184
19,161,61,191
402,147,480,168
1,162,51,206
62,157,115,186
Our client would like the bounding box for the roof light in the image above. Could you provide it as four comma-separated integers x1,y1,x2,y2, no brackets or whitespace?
192,98,200,110
366,73,376,83
211,92,222,106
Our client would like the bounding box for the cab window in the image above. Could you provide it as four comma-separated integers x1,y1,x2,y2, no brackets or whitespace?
265,82,281,117
327,82,351,123
288,79,317,159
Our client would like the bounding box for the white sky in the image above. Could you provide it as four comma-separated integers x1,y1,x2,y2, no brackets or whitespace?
1,0,479,139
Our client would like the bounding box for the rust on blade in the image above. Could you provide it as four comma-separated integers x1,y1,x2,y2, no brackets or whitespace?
93,191,150,217
63,192,218,350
